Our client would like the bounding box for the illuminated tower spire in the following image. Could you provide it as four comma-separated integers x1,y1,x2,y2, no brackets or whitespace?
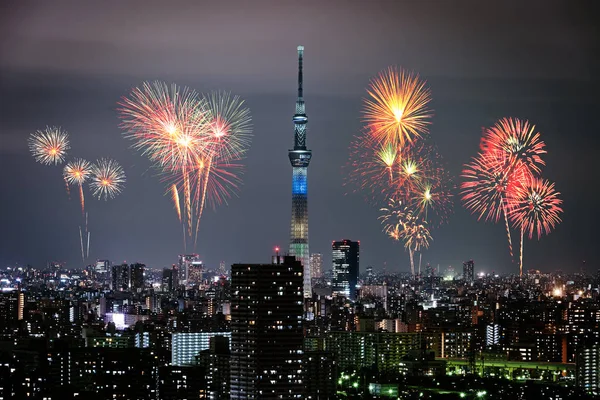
289,45,312,298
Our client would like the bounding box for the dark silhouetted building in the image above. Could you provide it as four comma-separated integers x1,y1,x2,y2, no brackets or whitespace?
463,260,475,283
130,263,145,291
111,263,129,291
230,255,304,399
332,240,360,300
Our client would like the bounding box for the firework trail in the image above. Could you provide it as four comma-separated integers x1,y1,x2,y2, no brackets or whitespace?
63,158,92,216
508,178,563,275
461,151,530,259
29,126,70,165
363,67,432,148
89,158,126,200
79,226,85,263
379,199,432,276
87,231,91,259
171,184,182,222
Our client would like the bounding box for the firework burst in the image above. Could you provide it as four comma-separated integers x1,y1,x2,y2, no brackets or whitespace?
29,126,70,165
63,158,93,215
380,198,432,276
89,158,126,200
508,178,563,240
363,67,432,148
481,117,546,175
119,83,253,250
508,178,562,276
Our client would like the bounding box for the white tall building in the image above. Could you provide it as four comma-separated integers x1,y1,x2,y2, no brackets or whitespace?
309,253,322,279
178,254,200,285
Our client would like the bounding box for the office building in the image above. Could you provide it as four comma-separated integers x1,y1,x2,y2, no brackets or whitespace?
171,332,232,366
179,254,200,285
188,261,204,286
463,260,475,283
288,45,313,298
163,265,179,292
332,240,360,300
111,263,129,291
230,255,304,399
309,253,323,280
130,262,145,291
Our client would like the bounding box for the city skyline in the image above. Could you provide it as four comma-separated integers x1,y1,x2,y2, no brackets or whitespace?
0,1,598,275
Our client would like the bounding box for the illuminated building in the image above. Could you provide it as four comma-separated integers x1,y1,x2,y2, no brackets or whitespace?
230,255,304,399
463,260,474,283
179,254,200,285
576,335,600,395
332,240,360,300
17,291,24,321
309,253,322,280
486,324,500,346
325,331,441,374
188,261,204,286
288,45,312,298
171,332,231,366
95,259,110,281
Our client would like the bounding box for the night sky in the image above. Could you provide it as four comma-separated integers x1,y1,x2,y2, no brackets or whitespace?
1,1,598,274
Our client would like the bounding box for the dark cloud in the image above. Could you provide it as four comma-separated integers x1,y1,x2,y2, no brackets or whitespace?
0,0,598,273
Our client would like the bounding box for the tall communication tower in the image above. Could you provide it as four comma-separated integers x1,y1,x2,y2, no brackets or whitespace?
288,45,312,298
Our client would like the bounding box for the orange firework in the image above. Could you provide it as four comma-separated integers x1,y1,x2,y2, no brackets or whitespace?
29,126,70,165
363,66,432,148
63,158,92,215
119,83,253,251
171,184,182,222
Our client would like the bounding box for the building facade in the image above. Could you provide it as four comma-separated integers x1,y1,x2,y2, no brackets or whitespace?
309,253,323,280
230,256,304,399
332,240,360,300
171,332,232,366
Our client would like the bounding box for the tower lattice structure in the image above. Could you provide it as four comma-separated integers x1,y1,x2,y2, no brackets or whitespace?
289,45,312,298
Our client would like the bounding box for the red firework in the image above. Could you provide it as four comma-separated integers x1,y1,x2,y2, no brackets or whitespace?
461,151,531,222
481,117,546,175
508,178,563,240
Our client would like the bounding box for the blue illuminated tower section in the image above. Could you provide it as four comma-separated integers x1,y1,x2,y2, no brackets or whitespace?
289,45,312,298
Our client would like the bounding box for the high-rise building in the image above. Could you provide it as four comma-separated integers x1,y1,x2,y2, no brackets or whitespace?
576,335,600,395
230,255,304,399
332,240,360,300
309,253,322,280
111,263,129,291
463,260,475,283
95,259,110,281
130,263,145,291
187,261,204,286
162,265,179,292
179,254,200,285
288,45,312,298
